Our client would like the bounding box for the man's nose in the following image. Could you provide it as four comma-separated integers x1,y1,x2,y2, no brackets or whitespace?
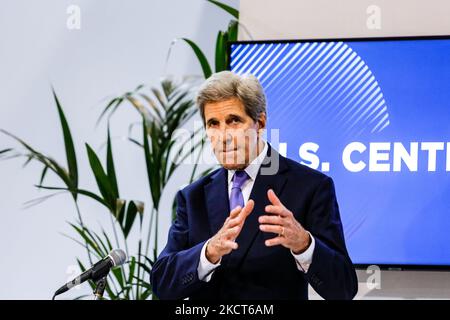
218,127,233,145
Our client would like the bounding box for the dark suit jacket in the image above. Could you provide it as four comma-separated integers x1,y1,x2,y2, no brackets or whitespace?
150,145,358,300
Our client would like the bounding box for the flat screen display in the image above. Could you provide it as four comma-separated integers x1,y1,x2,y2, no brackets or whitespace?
229,36,450,268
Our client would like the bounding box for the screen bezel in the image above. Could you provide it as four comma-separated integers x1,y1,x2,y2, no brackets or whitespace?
227,35,450,271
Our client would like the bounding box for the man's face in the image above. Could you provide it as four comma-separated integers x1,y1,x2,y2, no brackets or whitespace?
204,97,265,170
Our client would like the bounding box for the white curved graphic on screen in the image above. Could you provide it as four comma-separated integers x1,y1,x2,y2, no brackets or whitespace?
230,42,390,137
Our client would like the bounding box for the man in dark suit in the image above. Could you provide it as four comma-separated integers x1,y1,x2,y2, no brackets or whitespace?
150,71,358,300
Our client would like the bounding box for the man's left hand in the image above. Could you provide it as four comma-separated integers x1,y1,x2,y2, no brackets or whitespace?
258,189,311,254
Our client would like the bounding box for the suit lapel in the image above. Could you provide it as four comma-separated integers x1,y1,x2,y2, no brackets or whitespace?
204,167,229,236
227,145,289,268
203,146,289,268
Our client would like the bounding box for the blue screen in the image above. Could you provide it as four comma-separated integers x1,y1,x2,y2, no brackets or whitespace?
230,38,450,266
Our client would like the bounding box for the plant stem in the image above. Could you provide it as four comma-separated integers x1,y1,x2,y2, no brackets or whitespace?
154,207,159,262
108,210,121,252
74,201,94,266
136,240,142,300
121,227,130,259
107,273,120,297
145,206,155,256
108,209,128,298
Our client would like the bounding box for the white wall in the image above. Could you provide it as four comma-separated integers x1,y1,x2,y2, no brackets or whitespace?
2,0,448,300
0,0,237,299
239,0,450,40
238,0,450,299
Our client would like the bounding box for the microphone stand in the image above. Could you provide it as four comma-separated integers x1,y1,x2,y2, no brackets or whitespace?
93,277,107,300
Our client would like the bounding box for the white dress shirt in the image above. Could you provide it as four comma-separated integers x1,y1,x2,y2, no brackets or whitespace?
197,141,315,282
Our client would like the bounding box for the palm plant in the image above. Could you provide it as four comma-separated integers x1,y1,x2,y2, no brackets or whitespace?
1,79,210,299
172,0,239,78
0,0,239,300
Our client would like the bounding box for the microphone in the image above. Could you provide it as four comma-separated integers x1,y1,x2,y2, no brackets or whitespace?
53,249,127,299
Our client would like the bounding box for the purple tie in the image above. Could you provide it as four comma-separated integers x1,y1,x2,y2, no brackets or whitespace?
230,170,249,210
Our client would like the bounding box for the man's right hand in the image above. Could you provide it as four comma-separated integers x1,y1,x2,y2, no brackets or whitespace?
206,200,255,264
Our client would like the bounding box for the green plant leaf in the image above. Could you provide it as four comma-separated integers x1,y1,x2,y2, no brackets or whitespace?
106,126,119,198
228,19,238,42
73,294,93,300
125,96,153,124
150,87,166,111
35,184,111,210
138,253,155,267
142,120,158,207
52,88,78,196
130,276,152,290
60,232,101,259
135,261,152,275
70,223,102,257
39,165,49,186
85,143,116,210
0,148,12,155
225,20,239,69
181,38,212,79
111,267,125,290
139,93,163,122
166,90,191,115
215,31,226,72
22,191,66,209
114,284,134,297
161,80,175,99
102,229,113,251
123,201,138,238
97,97,124,126
76,259,96,291
22,154,35,168
127,256,136,285
91,230,110,257
97,85,144,125
0,129,73,188
207,0,239,19
139,289,152,300
115,200,126,230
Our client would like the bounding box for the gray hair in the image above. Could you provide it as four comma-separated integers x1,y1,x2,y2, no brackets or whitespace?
196,71,267,124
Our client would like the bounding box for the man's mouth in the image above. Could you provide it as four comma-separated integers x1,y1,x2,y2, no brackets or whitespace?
222,148,237,153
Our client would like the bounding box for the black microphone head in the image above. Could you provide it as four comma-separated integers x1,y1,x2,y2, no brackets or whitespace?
109,249,127,266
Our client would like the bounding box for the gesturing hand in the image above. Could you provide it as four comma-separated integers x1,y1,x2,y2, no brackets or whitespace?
206,200,255,264
259,189,311,254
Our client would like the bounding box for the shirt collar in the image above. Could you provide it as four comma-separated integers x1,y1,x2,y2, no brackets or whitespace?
227,141,268,185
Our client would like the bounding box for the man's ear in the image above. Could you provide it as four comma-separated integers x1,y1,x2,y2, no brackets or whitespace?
257,112,267,131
